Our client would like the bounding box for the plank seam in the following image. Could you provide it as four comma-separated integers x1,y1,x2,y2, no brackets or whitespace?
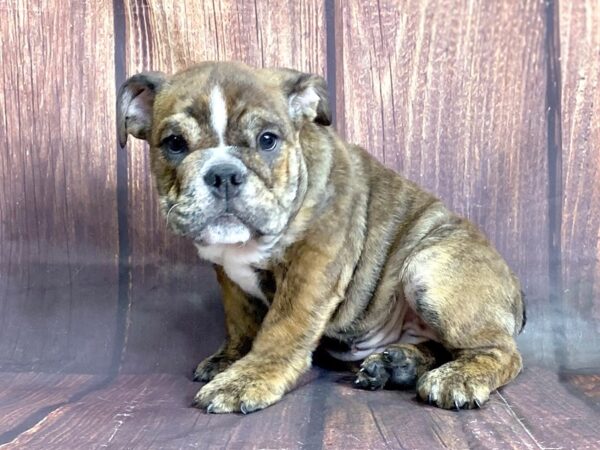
325,0,337,126
112,0,132,375
544,0,566,368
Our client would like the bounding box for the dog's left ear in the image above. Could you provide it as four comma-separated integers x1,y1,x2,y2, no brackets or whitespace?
116,71,166,147
270,69,332,126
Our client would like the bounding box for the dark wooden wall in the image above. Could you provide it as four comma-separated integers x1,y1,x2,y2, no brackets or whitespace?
1,0,599,380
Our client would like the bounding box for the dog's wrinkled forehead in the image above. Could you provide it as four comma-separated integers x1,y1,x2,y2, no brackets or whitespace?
152,64,291,147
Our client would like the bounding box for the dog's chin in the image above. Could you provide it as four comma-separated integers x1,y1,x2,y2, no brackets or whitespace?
198,215,252,246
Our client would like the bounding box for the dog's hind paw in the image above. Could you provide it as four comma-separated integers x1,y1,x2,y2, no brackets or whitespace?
355,354,390,390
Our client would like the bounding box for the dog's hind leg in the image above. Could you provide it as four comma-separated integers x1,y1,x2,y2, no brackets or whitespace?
399,225,524,410
416,336,522,409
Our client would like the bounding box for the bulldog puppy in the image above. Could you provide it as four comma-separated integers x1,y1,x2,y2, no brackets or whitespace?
117,61,525,413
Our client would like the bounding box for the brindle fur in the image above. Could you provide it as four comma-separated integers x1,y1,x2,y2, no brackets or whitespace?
117,62,525,413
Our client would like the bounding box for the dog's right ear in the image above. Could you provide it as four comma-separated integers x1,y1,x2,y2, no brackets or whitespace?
116,72,166,147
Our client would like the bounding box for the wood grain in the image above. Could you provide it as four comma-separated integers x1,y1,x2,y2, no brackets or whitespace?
334,0,552,364
0,371,322,449
319,382,541,449
119,0,327,373
0,373,98,436
2,368,599,449
559,0,600,368
563,373,600,407
0,0,119,373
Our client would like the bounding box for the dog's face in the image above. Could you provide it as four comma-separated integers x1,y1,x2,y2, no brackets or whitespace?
117,62,331,246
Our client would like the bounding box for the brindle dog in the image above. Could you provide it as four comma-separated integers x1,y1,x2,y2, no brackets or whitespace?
117,61,525,413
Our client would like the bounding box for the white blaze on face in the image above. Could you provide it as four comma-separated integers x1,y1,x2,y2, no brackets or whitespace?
198,85,254,247
209,85,228,146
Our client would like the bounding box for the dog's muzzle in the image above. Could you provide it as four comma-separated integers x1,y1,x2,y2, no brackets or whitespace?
203,163,247,200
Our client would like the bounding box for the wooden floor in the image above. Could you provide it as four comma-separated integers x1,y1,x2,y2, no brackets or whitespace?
0,367,598,449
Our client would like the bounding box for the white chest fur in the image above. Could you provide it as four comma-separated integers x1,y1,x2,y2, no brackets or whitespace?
195,241,271,303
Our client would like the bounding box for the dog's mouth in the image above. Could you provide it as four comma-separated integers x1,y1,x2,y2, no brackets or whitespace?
164,196,262,243
163,187,288,246
196,213,254,245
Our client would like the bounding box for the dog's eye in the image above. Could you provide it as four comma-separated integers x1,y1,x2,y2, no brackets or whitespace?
258,132,279,151
162,135,188,155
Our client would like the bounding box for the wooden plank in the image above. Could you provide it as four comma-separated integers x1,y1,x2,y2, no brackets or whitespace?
559,0,600,368
334,0,552,364
4,368,598,449
501,367,600,448
120,0,327,373
0,1,119,373
319,376,540,449
562,373,600,407
0,373,99,436
0,371,322,449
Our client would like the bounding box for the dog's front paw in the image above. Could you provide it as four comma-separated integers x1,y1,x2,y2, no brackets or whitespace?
192,365,284,414
417,365,490,410
193,354,235,382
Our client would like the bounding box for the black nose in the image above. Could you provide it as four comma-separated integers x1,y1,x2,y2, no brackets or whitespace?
203,164,246,199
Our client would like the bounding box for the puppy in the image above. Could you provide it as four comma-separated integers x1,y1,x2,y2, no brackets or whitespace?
117,61,525,413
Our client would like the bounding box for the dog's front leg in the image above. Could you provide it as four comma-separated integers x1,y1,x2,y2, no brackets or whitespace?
193,266,267,382
193,247,342,414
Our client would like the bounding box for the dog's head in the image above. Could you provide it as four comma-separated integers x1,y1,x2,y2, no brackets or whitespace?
117,62,331,246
